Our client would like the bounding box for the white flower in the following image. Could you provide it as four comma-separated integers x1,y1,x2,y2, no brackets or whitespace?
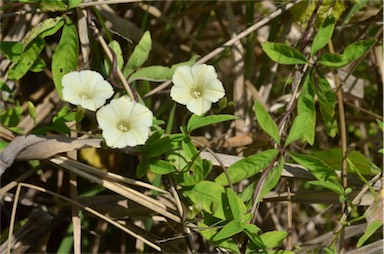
170,64,225,116
62,70,114,111
96,96,153,148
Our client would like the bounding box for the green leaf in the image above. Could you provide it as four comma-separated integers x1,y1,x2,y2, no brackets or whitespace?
40,0,68,12
28,101,37,122
136,132,174,159
215,149,279,186
212,219,243,242
317,72,337,137
259,157,284,201
29,57,46,72
260,231,287,249
262,42,307,65
226,188,247,220
149,160,176,175
106,40,124,71
357,220,383,247
22,17,64,47
0,106,23,127
124,31,152,77
285,112,313,146
197,221,240,253
0,81,13,93
68,0,82,9
377,119,384,132
128,65,171,83
183,181,230,220
52,17,79,99
317,53,346,67
313,148,372,175
308,180,344,196
187,114,239,132
174,159,212,186
170,138,211,186
243,224,263,247
167,138,195,171
317,39,376,67
296,74,316,145
343,39,376,63
289,152,338,181
311,16,335,57
254,100,280,145
8,37,45,80
0,42,23,61
290,0,345,28
128,55,198,83
285,74,316,146
0,141,9,151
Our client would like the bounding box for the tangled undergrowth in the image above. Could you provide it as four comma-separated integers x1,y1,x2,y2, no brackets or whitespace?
0,0,383,253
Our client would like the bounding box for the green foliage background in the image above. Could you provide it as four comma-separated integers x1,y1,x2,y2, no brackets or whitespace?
0,0,382,253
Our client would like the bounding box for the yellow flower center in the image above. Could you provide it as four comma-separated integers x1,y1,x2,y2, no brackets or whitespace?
191,87,203,98
117,122,130,132
81,94,89,99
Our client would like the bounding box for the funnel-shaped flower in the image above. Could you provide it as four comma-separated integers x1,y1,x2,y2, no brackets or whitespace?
170,64,225,116
62,70,114,111
96,96,153,148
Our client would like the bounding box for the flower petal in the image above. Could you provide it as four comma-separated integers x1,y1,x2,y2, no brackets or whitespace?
102,128,125,148
170,64,225,115
186,97,212,116
203,80,225,103
96,104,119,130
170,85,191,105
130,104,153,128
172,65,194,89
97,96,153,148
62,70,114,111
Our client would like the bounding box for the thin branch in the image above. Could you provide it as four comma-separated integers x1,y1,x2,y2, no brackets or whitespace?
83,10,136,101
6,184,22,254
328,39,348,253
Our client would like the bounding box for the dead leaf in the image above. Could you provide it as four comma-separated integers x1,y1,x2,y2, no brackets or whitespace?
0,135,101,176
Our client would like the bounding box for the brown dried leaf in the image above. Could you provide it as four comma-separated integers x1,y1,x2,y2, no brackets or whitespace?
0,135,101,175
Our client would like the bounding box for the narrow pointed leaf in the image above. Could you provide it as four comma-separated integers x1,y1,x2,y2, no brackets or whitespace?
128,55,198,83
226,188,247,220
52,17,79,98
187,114,239,132
8,37,45,80
259,157,284,201
308,180,344,196
212,219,243,241
109,40,124,70
0,42,23,61
124,31,152,77
296,74,316,145
317,39,376,67
311,16,335,57
197,221,240,253
243,224,263,247
317,72,338,137
285,112,311,146
215,149,279,186
357,220,383,247
22,17,64,47
148,159,176,175
289,152,338,181
262,42,307,65
254,100,280,145
260,231,287,249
